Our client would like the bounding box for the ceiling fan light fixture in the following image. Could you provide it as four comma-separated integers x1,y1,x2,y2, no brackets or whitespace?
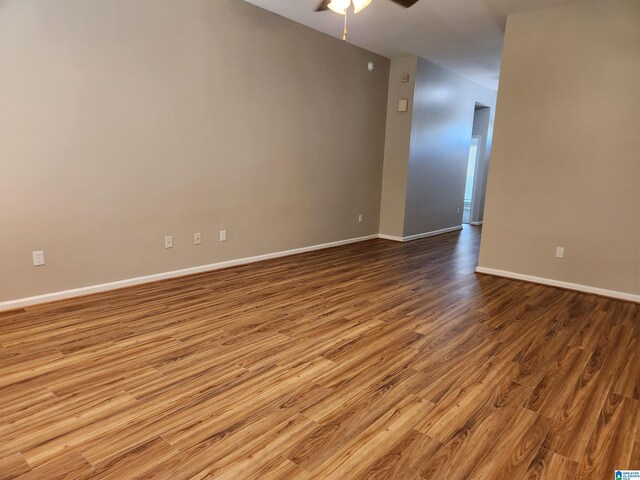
327,0,351,15
352,0,372,13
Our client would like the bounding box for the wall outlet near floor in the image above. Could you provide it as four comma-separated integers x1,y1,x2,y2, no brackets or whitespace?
194,232,201,245
358,214,363,223
555,246,565,258
165,236,173,249
219,230,226,242
32,250,45,266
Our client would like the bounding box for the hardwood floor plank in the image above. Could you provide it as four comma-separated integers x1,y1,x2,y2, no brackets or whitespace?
410,340,501,404
352,429,441,480
415,362,530,443
306,396,433,479
0,226,637,478
209,415,319,479
284,369,426,472
611,338,640,401
522,448,580,480
418,401,528,479
465,408,553,479
158,413,318,480
301,349,418,423
569,311,611,351
245,456,308,480
542,323,631,461
0,454,31,480
79,366,280,465
510,317,578,389
15,451,94,480
632,429,640,469
0,391,139,464
91,437,181,480
163,359,335,451
0,386,58,420
576,392,640,479
525,345,593,419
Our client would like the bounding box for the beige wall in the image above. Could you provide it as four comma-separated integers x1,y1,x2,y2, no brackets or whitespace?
478,0,640,296
0,0,389,302
379,57,416,238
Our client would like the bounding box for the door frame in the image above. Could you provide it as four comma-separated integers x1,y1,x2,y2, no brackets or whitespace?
465,135,481,224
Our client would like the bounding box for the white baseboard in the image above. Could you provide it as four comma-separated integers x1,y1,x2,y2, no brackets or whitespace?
377,233,404,242
22,229,633,312
379,226,463,243
470,221,483,226
475,266,640,303
402,226,462,242
0,234,378,312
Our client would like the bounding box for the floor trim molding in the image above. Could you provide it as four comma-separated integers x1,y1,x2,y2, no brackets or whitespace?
470,221,483,226
403,226,462,242
378,226,463,243
0,234,379,312
377,233,404,242
475,266,640,303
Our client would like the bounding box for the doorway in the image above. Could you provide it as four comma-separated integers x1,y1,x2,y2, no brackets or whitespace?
463,136,480,224
463,104,491,226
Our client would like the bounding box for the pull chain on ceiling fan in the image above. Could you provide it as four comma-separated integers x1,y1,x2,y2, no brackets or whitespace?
314,0,419,41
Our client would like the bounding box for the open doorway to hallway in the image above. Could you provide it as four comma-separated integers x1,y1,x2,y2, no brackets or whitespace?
462,104,491,225
463,136,480,223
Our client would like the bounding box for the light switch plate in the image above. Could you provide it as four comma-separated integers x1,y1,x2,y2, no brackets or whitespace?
32,250,45,266
398,99,408,112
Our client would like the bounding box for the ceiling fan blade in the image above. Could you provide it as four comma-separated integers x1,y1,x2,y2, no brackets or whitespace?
389,0,420,7
315,0,330,11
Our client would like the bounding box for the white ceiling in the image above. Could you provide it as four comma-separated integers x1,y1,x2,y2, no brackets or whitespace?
244,0,587,90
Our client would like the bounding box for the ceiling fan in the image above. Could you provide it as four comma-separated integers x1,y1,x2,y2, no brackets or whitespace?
314,0,419,13
314,0,419,41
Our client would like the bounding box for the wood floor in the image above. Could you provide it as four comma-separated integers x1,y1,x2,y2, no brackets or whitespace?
1,226,638,479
